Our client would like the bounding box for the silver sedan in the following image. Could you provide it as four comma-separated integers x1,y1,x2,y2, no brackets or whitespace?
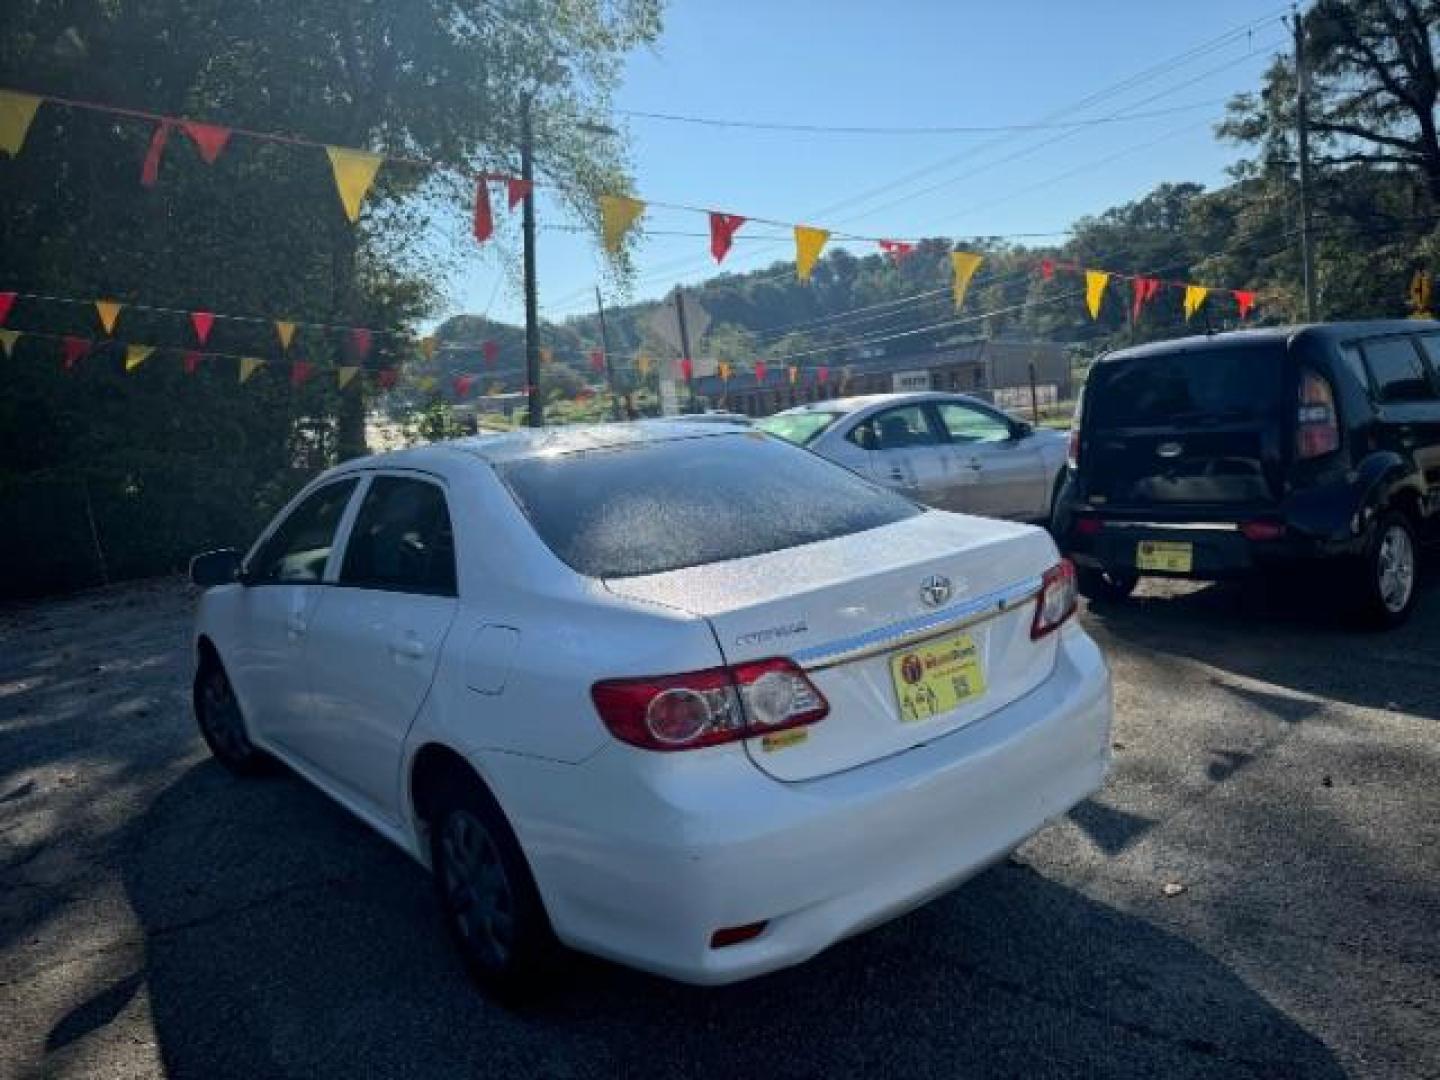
757,392,1069,523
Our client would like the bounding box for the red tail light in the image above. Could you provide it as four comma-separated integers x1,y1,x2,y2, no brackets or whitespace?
1031,559,1079,640
1074,515,1104,536
1296,370,1339,459
592,658,829,752
1067,426,1081,469
1240,520,1285,542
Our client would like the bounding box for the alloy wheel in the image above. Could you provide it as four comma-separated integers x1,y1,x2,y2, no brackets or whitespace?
1377,523,1416,615
440,810,516,972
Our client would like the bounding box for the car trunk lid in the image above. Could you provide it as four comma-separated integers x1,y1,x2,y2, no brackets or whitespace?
605,513,1060,781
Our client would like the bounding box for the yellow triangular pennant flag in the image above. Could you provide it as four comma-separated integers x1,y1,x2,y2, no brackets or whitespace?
718,360,732,381
487,382,502,396
0,91,42,157
540,347,553,365
337,365,359,389
325,146,384,223
275,320,296,350
1084,271,1110,320
417,375,437,392
599,195,646,253
636,353,652,376
124,344,154,372
0,329,19,358
950,251,984,310
95,299,122,334
420,335,437,360
1183,284,1209,321
794,226,830,281
238,357,264,384
788,365,799,384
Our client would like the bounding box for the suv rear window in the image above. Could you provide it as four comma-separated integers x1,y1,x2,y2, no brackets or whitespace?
1087,345,1287,429
497,433,920,578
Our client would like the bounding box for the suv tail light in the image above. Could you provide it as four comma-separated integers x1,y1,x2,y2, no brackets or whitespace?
592,658,829,752
1031,559,1079,640
1296,370,1340,459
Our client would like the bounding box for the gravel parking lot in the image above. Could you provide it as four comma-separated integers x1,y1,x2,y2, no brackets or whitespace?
2,573,1437,1079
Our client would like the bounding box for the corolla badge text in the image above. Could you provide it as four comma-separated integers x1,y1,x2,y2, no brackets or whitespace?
735,620,808,649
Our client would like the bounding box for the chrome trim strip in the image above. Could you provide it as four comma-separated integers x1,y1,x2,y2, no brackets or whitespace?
1101,521,1240,532
791,574,1044,672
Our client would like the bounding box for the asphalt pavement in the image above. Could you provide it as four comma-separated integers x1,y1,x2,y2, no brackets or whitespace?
1,571,1437,1079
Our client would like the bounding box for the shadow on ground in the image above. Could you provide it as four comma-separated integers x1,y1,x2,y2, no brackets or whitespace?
1084,556,1440,722
70,760,1346,1080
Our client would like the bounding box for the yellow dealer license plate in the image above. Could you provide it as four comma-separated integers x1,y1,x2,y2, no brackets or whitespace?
890,633,986,723
1136,540,1193,572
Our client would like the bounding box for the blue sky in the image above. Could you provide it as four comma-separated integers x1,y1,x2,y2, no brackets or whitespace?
454,1,1292,326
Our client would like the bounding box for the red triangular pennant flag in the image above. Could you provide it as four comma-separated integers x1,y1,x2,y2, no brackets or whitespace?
348,327,372,361
878,240,915,263
62,336,90,370
290,360,313,387
1131,277,1161,322
190,311,214,345
183,350,203,375
0,291,15,326
708,212,747,264
679,357,693,381
506,177,532,210
473,176,494,243
589,348,605,372
454,373,476,398
754,360,768,383
181,121,231,164
818,365,830,384
376,367,398,390
141,121,172,188
1234,289,1257,319
1040,258,1056,281
482,340,499,365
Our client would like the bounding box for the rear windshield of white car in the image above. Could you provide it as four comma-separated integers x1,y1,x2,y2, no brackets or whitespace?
1087,345,1288,429
755,411,842,446
497,432,921,578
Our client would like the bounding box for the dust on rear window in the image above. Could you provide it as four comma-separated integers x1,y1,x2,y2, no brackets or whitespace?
1088,345,1288,428
496,433,920,578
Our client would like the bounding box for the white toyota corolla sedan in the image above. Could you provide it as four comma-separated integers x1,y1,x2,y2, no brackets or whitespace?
189,420,1111,995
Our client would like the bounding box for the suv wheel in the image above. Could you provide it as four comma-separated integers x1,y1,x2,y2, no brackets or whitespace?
194,660,268,775
1077,566,1140,604
430,782,558,999
1353,511,1419,628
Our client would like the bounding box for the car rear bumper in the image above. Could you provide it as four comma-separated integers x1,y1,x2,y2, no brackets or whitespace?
1062,515,1358,579
483,624,1111,985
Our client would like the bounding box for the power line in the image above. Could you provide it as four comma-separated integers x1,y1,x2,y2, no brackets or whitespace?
615,98,1234,136
542,10,1291,316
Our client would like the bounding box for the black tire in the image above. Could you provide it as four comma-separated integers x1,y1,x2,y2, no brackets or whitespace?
429,778,559,1000
1078,566,1141,604
1349,511,1420,629
194,658,269,775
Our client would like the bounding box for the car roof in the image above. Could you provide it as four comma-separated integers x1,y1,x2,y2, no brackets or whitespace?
1097,320,1440,365
772,391,998,416
331,419,751,475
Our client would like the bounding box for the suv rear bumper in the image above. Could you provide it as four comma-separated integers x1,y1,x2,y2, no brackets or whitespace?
1061,511,1364,580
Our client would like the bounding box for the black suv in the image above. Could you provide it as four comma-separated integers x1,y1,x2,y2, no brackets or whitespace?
1055,321,1440,626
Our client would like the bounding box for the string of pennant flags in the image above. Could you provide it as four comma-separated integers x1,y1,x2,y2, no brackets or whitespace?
0,84,1265,402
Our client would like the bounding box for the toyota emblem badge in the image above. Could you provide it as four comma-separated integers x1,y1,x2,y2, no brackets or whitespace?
920,574,952,608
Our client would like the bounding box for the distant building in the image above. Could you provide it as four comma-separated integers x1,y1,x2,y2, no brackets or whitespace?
692,337,1073,417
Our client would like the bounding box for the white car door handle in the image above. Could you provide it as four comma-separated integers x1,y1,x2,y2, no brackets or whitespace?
965,459,983,471
286,612,308,638
390,637,426,660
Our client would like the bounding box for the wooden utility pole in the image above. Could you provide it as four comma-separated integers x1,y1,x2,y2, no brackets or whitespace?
1292,10,1319,321
521,95,542,427
595,286,621,420
673,287,695,411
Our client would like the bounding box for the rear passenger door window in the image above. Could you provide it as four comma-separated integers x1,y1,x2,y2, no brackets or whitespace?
1362,338,1436,403
340,476,457,597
